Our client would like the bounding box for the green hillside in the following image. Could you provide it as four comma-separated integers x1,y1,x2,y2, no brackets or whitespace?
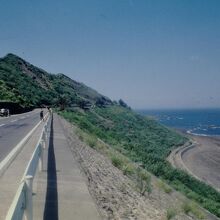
60,106,220,217
0,53,111,108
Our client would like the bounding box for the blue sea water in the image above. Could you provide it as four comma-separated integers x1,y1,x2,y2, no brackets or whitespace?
137,109,220,136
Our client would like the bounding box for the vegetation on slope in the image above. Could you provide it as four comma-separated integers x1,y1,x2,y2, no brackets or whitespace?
1,53,220,217
0,53,111,109
59,106,220,217
0,80,19,102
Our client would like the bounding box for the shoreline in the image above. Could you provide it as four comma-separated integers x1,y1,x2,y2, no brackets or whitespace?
168,130,220,192
173,126,220,138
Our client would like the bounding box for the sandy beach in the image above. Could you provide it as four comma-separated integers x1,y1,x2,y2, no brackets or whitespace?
169,134,220,191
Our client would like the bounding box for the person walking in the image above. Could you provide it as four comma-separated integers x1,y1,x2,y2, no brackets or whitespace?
40,110,44,121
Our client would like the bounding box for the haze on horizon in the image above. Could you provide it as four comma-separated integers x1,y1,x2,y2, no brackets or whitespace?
0,0,220,109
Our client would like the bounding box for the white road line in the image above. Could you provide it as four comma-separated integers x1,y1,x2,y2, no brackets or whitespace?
11,119,18,123
0,124,5,127
20,117,26,119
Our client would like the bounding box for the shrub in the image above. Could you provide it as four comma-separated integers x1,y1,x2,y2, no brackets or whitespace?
166,207,177,220
136,168,152,196
86,136,97,148
182,202,205,219
75,128,84,141
182,202,191,214
157,180,172,194
78,134,84,141
111,154,124,169
122,163,135,176
96,141,105,151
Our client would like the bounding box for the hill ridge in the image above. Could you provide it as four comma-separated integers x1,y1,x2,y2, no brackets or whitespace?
0,53,112,109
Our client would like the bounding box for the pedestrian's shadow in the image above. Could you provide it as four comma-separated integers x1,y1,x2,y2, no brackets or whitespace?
43,115,59,220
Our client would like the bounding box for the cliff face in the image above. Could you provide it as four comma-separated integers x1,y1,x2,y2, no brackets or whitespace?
0,53,112,108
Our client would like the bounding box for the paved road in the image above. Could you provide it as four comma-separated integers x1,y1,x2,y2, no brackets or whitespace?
0,109,46,163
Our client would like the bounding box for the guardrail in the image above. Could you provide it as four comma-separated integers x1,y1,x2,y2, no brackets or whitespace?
0,115,44,177
5,114,51,220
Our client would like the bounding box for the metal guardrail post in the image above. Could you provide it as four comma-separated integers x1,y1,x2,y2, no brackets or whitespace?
42,133,46,149
44,125,48,139
38,142,43,172
24,175,33,220
39,127,47,172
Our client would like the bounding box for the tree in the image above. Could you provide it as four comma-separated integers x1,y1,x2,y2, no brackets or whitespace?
58,94,69,110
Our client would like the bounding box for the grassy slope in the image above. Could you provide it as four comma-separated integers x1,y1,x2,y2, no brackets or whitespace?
59,106,220,217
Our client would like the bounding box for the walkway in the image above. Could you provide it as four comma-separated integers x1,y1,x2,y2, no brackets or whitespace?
33,114,101,219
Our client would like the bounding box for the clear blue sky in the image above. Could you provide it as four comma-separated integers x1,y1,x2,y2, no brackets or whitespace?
1,0,220,109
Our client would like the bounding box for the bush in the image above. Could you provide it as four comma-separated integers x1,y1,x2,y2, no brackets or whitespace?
182,202,191,214
86,136,97,148
182,202,205,219
157,180,172,194
166,207,177,220
136,168,152,196
111,154,124,169
122,163,135,176
75,128,84,141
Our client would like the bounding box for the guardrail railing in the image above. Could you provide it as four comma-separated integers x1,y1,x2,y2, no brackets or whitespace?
0,114,46,177
5,114,51,220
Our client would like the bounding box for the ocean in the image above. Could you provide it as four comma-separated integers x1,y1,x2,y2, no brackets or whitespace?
137,108,220,136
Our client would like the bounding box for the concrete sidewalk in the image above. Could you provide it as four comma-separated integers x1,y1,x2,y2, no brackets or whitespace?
0,120,45,220
33,114,101,220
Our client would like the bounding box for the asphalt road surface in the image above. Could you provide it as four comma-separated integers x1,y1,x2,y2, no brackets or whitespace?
0,109,46,163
